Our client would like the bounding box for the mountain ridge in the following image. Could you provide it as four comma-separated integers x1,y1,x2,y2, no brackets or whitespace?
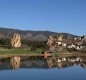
0,27,78,41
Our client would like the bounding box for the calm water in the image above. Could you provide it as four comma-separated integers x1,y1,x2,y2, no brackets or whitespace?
0,56,86,80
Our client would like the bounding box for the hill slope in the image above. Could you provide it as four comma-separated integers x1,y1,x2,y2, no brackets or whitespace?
0,27,78,41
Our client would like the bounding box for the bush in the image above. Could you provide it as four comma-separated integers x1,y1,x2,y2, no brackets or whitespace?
31,46,37,51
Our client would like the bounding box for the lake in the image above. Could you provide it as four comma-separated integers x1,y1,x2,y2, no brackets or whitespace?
0,56,86,80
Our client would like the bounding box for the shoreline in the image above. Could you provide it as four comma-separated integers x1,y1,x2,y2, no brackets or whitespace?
0,52,86,58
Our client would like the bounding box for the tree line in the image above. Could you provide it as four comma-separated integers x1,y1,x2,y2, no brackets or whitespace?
0,39,49,50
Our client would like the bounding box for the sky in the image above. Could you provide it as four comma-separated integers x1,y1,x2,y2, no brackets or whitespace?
0,0,86,36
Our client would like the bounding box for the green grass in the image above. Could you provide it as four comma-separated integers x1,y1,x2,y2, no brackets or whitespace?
0,48,43,55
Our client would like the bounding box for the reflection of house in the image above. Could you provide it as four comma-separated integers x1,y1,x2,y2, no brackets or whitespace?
0,56,86,70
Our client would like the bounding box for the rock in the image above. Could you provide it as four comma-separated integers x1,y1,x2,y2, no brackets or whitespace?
11,33,21,48
57,35,63,41
46,36,54,46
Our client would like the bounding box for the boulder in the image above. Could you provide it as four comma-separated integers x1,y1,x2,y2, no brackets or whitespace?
11,33,21,48
46,36,54,46
57,35,63,41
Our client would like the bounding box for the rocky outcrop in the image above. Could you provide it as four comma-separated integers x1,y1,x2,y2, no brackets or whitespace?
46,36,54,46
57,35,63,41
11,33,21,48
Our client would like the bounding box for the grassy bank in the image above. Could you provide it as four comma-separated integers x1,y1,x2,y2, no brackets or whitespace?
0,48,86,59
0,48,43,55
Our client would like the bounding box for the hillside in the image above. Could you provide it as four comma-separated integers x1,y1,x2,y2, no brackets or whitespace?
0,27,78,41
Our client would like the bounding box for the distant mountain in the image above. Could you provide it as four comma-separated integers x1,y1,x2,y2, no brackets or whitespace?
0,27,78,41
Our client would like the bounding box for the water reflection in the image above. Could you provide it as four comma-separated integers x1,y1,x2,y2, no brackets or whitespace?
46,58,53,68
0,56,86,80
0,55,86,70
10,56,20,69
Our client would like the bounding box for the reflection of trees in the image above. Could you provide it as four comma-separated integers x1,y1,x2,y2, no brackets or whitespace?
0,56,86,70
21,60,48,69
18,56,86,69
0,58,11,70
80,62,86,68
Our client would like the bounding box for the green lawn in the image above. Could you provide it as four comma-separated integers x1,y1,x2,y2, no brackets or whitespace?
0,48,43,55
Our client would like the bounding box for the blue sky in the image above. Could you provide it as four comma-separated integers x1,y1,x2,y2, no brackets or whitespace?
0,0,86,36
